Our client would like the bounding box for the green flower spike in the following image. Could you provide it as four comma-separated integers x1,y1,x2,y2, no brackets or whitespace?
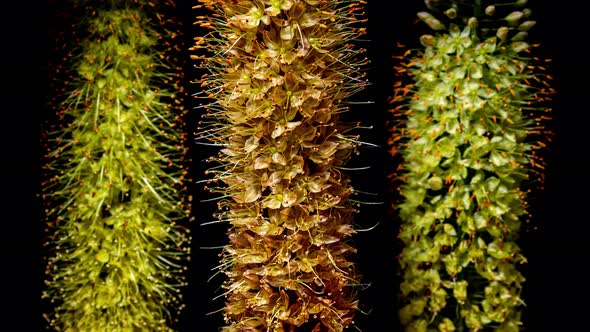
42,2,191,331
192,0,369,330
388,1,554,331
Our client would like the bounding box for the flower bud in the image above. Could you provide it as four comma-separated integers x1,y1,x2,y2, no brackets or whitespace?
468,17,478,29
505,11,523,26
523,8,533,18
420,34,436,47
428,176,443,191
417,11,446,30
511,31,528,41
511,41,529,53
425,0,443,10
519,20,536,31
445,8,457,19
496,26,509,41
485,5,495,16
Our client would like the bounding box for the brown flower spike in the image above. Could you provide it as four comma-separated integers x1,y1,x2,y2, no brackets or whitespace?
191,0,369,331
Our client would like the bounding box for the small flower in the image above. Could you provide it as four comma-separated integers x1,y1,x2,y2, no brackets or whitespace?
231,5,270,29
264,0,294,17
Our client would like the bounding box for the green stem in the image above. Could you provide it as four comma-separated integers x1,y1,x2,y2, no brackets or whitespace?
474,0,483,18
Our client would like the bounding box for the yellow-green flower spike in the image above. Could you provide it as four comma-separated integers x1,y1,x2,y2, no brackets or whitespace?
388,1,554,330
192,0,369,330
42,2,191,331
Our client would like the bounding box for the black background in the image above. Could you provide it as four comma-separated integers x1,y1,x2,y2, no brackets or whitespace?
4,0,589,330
